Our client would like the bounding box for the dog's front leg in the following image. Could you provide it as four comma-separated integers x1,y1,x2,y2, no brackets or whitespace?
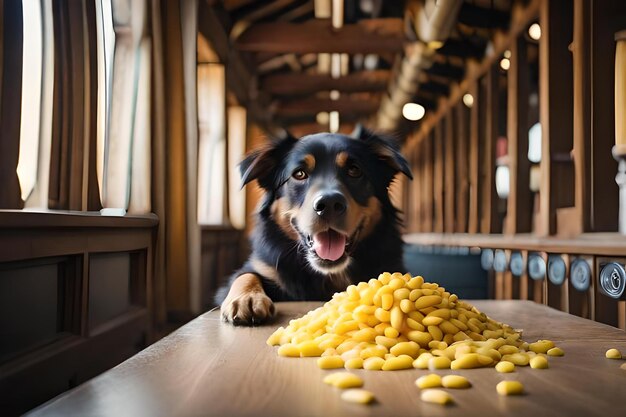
220,273,275,325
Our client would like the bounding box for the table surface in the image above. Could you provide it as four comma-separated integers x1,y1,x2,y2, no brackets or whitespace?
29,300,626,417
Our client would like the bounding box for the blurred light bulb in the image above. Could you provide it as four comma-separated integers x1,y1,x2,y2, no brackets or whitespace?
402,102,425,121
500,58,511,71
495,165,510,199
528,23,541,41
316,112,329,125
462,93,474,108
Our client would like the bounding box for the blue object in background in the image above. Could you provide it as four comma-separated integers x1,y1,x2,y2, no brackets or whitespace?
403,244,488,299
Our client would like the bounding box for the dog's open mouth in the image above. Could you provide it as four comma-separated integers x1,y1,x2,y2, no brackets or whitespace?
304,222,363,266
311,229,347,262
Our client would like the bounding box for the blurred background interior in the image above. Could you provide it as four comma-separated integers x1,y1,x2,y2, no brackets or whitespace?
1,0,626,414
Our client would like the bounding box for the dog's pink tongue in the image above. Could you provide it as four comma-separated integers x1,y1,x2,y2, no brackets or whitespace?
313,229,346,261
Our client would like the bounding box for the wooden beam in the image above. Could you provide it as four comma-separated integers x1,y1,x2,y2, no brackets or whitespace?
586,0,626,231
455,103,469,233
572,0,591,233
444,112,456,233
437,38,486,59
480,66,500,234
274,96,379,117
468,82,480,233
423,131,434,232
403,0,541,147
260,70,390,96
276,113,364,127
433,122,445,233
538,0,574,236
198,2,253,106
457,3,510,29
236,19,405,54
424,62,465,81
506,35,532,234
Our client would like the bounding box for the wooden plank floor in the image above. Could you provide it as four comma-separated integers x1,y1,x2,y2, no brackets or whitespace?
29,301,626,417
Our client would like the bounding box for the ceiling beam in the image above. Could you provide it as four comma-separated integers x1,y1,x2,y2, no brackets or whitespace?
236,18,405,54
457,3,510,29
274,96,380,117
424,62,465,81
260,70,391,96
437,38,486,59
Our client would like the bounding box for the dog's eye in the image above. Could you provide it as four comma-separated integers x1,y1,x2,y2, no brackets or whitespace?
347,164,362,178
292,169,308,180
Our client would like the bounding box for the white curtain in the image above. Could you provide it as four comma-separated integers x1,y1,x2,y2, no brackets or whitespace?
228,106,247,229
19,0,54,208
97,0,151,213
197,63,226,225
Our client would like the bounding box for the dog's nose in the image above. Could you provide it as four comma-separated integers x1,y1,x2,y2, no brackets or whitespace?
313,192,347,220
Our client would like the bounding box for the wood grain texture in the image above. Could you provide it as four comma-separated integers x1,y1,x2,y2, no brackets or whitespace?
236,19,405,54
443,112,456,233
434,123,445,233
29,301,626,417
404,232,626,257
506,35,531,235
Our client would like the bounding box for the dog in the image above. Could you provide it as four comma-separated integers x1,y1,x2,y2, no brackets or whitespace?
215,127,413,325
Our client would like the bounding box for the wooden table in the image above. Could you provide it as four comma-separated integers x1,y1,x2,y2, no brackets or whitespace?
28,301,626,417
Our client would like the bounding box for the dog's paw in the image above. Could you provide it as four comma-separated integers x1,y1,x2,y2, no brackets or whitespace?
221,290,276,326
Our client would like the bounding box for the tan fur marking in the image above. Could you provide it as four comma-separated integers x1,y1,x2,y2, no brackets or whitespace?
335,151,349,168
361,196,383,237
226,273,263,298
271,197,300,240
250,257,284,289
303,154,316,172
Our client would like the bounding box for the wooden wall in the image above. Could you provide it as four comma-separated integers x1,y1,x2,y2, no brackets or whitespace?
402,0,626,330
0,211,157,415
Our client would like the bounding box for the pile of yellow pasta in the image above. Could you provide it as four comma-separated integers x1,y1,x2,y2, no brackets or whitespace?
266,272,563,372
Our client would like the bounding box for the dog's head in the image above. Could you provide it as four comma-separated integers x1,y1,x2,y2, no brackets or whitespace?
241,127,412,274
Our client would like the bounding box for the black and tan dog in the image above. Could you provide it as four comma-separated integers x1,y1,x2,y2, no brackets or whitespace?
216,127,412,325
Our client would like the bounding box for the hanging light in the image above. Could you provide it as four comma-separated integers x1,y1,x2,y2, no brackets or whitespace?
316,111,329,125
402,102,425,121
500,58,511,71
528,23,541,41
462,93,474,108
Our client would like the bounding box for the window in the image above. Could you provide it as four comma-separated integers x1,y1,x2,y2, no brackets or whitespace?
95,0,151,213
197,63,226,225
228,106,247,229
17,0,54,208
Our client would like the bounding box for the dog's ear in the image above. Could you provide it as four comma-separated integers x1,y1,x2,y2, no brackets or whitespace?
239,131,298,189
352,125,413,181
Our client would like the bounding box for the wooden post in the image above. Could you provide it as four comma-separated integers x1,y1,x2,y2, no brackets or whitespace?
588,0,626,231
468,83,480,234
506,35,532,234
572,0,592,234
455,103,469,233
538,0,574,236
444,112,456,233
423,132,434,232
480,67,500,234
433,124,445,233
